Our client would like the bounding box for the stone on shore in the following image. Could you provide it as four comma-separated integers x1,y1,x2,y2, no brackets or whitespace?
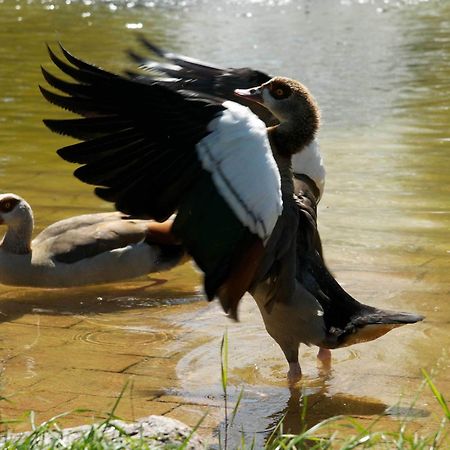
0,415,205,449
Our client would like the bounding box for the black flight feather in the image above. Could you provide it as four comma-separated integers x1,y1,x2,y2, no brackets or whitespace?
39,85,113,117
57,129,145,164
44,116,133,140
43,44,220,205
127,38,275,126
41,67,89,98
42,43,274,312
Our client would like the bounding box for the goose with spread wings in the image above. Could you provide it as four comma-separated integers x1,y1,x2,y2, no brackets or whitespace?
41,41,423,381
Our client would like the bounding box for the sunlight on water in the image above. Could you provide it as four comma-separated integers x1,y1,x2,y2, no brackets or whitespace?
0,0,449,445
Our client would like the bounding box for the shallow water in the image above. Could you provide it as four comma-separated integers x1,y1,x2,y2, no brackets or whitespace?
0,0,449,445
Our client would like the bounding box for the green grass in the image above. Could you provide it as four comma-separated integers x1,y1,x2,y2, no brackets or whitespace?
0,381,200,449
0,410,199,449
1,398,447,450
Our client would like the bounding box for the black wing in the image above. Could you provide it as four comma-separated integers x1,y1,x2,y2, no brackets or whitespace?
41,45,280,319
41,45,224,220
126,36,277,126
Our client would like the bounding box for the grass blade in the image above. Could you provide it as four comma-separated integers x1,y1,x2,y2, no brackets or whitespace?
422,369,450,420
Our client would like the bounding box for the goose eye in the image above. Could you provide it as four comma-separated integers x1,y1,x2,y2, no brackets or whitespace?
1,200,14,212
270,84,290,99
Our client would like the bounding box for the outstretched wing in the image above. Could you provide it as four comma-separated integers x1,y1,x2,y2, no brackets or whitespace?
126,37,277,126
41,45,282,318
126,38,325,194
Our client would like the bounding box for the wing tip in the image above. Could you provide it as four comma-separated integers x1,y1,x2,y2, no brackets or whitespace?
215,237,265,322
137,35,166,58
217,284,241,322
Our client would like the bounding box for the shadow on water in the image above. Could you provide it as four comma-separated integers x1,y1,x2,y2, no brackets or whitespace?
215,366,430,446
0,274,200,325
277,385,429,432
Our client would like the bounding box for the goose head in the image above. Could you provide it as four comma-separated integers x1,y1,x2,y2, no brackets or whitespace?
0,193,34,254
235,76,320,155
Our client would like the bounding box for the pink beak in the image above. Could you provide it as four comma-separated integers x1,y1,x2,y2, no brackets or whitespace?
234,86,264,104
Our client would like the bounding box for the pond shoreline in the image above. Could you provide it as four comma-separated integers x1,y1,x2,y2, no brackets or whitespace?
1,415,206,449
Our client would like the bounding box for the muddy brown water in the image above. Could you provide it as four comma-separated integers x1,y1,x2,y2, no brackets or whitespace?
0,0,449,446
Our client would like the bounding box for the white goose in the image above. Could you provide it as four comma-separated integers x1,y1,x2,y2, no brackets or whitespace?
0,193,185,288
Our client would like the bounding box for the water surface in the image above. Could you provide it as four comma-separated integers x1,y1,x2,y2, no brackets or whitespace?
0,0,449,445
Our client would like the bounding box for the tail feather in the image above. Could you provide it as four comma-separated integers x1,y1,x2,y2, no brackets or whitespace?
324,308,424,348
299,248,424,349
351,309,424,327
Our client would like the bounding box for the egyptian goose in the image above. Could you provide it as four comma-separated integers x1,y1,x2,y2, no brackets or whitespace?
0,193,185,287
41,42,423,380
123,40,424,378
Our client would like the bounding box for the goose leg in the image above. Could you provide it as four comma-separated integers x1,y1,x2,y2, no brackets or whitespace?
287,361,302,384
317,347,332,363
277,341,302,383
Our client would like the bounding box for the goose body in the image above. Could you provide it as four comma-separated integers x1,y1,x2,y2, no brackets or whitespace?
41,41,423,380
0,193,184,288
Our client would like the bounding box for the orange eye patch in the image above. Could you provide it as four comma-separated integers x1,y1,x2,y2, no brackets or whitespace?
269,81,291,100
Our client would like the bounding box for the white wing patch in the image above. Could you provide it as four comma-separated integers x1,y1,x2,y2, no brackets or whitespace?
196,101,282,241
291,139,326,199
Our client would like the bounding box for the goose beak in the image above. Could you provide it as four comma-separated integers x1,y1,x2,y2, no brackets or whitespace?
234,86,264,104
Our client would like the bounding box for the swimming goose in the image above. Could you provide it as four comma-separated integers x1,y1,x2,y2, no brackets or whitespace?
41,43,423,380
0,193,185,287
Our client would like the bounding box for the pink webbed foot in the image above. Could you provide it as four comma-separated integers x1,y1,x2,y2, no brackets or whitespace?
287,361,302,384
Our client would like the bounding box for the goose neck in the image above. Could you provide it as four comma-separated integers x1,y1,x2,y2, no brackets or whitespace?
1,215,33,255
